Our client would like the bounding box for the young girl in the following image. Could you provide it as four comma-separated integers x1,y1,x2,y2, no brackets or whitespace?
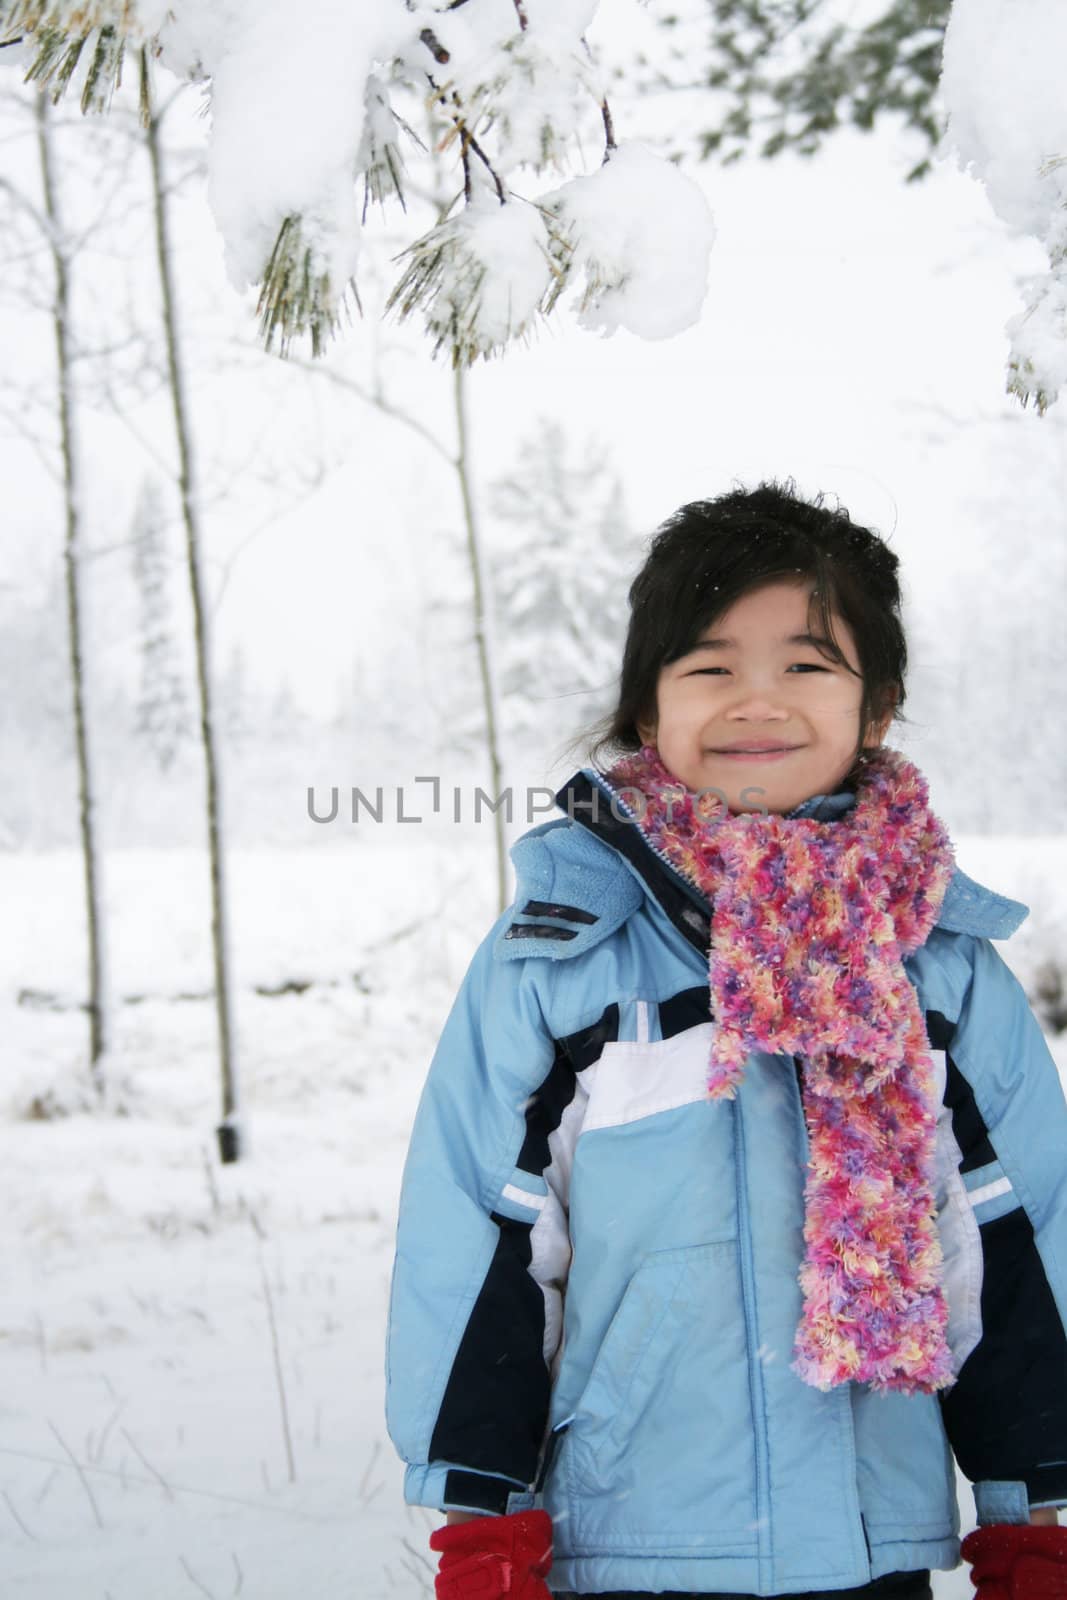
385,483,1067,1600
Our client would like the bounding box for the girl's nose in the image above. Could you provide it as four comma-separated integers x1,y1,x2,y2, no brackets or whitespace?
724,685,791,720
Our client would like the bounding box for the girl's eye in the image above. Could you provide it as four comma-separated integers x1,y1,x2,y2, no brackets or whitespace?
687,663,830,676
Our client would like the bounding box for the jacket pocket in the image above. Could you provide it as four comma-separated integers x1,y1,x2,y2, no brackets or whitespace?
554,1239,759,1552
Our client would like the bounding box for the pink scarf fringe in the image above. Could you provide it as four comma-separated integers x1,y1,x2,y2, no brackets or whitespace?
603,744,958,1395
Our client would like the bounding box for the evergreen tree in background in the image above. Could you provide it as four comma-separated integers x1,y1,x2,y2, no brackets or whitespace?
651,0,948,180
488,419,635,764
218,642,254,750
411,519,498,769
130,475,192,772
0,568,72,846
268,676,303,742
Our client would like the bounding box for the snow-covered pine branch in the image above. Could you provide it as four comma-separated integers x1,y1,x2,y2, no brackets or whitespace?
941,0,1067,413
0,0,716,365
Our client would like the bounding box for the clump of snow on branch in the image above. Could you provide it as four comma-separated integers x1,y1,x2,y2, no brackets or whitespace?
173,2,412,357
545,142,716,340
941,0,1067,411
388,192,561,365
0,0,716,364
430,4,600,174
358,73,411,216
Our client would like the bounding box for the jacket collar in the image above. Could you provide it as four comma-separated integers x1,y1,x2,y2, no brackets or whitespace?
492,766,1029,962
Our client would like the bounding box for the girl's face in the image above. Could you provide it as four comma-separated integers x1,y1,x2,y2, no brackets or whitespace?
636,579,892,815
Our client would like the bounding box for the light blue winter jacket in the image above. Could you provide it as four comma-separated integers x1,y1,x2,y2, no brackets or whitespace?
385,769,1067,1596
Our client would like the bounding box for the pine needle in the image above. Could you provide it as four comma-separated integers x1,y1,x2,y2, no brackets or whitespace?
387,203,573,368
256,214,353,360
80,22,122,113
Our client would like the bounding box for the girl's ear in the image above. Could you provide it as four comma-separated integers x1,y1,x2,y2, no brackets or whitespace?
866,691,897,749
636,717,657,747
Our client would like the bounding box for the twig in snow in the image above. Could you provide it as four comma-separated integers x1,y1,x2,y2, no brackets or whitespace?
398,1554,422,1587
46,1420,103,1528
400,1535,436,1577
1,1489,38,1540
230,1552,244,1596
259,1254,297,1484
120,1426,175,1500
35,1467,58,1506
179,1554,218,1600
398,1550,433,1595
0,1445,329,1520
91,1401,125,1464
202,1145,222,1218
358,1439,382,1503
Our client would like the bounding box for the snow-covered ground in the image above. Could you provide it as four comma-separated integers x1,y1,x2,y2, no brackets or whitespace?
1,836,496,1600
2,835,1065,1599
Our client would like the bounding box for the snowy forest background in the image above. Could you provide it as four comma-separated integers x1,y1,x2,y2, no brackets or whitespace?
3,1,1067,1596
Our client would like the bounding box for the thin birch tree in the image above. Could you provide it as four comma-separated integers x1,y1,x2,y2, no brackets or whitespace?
35,89,110,1094
143,60,242,1162
130,473,192,772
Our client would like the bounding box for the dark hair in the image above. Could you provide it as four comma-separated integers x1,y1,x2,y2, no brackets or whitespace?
574,479,907,778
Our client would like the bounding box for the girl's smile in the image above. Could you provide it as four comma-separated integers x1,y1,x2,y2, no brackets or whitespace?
707,744,805,761
637,579,892,814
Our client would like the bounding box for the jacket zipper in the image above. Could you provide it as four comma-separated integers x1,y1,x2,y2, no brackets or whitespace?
589,771,709,908
792,1055,872,1584
732,1095,773,1579
534,1418,571,1494
793,1057,809,1148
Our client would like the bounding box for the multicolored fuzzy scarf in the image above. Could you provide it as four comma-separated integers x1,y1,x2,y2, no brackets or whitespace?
602,743,958,1396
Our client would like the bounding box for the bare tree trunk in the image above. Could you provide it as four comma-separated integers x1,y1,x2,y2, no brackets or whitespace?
453,364,507,914
144,67,241,1162
36,92,109,1095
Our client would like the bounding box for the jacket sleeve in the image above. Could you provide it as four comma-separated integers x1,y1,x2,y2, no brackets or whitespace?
384,912,575,1516
932,933,1067,1524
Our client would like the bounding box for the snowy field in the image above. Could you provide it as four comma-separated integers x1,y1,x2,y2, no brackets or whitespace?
1,835,496,1600
2,836,1065,1599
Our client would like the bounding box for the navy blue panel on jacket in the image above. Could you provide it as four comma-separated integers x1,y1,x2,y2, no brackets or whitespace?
924,1013,1067,1513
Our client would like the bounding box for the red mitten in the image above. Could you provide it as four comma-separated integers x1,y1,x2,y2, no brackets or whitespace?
961,1523,1067,1599
429,1510,553,1600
